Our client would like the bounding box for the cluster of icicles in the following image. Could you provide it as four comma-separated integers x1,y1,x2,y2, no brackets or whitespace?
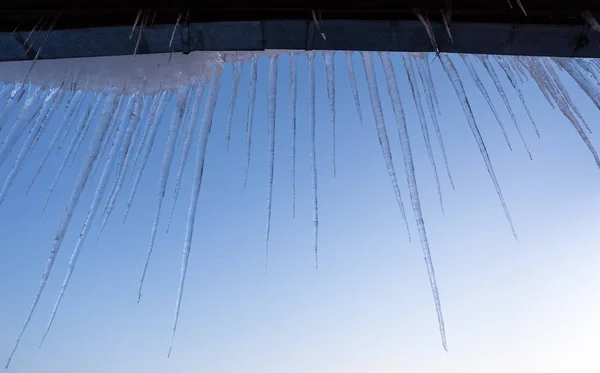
1,50,600,368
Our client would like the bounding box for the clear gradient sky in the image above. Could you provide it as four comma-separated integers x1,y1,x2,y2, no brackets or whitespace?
1,52,599,373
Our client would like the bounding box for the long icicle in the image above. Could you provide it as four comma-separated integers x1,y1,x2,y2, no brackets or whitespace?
412,53,454,188
0,87,60,204
168,66,223,357
495,56,540,137
165,81,206,233
476,55,532,159
401,53,445,213
242,55,258,191
123,90,172,222
40,93,126,345
264,55,278,272
98,93,146,236
378,51,446,350
40,93,105,218
307,52,319,267
138,85,191,302
459,54,513,150
324,51,337,177
27,89,86,193
290,53,298,217
225,61,243,152
360,52,411,242
5,91,118,369
345,51,364,125
440,54,517,240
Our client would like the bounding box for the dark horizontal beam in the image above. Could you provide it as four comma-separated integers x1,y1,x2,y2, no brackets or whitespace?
1,2,599,61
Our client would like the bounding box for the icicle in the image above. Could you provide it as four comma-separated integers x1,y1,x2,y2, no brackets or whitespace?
476,55,532,159
130,93,161,182
68,92,104,167
0,87,46,168
459,54,513,150
130,9,143,39
40,93,125,345
58,88,89,154
311,9,327,40
0,87,60,204
169,12,182,48
422,55,442,116
98,94,146,236
133,11,149,60
542,59,592,133
515,0,527,16
166,81,206,233
27,90,85,193
378,51,446,351
307,52,319,267
415,11,440,53
412,54,454,189
242,55,258,191
323,52,337,177
225,61,243,152
555,57,600,112
5,91,118,369
40,93,106,218
401,54,445,213
495,56,540,137
441,54,517,241
264,55,278,272
361,52,411,242
523,58,600,169
138,86,190,302
345,51,364,125
440,3,453,43
123,90,172,222
290,53,298,217
168,67,223,357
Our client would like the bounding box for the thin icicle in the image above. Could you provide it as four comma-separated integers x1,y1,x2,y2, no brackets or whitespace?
400,53,444,213
169,12,182,48
58,89,90,154
495,56,540,137
168,66,223,357
242,55,258,191
477,55,532,159
415,11,440,53
345,51,364,126
0,87,60,204
324,52,337,177
307,52,319,267
290,53,298,217
5,91,118,370
225,61,243,152
441,54,517,241
123,90,172,222
378,51,446,351
583,10,600,32
542,58,591,133
421,54,442,116
166,81,206,233
130,9,143,39
41,93,106,218
68,92,104,167
98,94,146,236
515,0,527,16
459,54,513,150
360,52,411,242
264,55,278,271
130,93,161,181
28,90,85,193
412,54,454,189
0,87,45,168
133,11,149,60
40,93,125,345
138,86,190,302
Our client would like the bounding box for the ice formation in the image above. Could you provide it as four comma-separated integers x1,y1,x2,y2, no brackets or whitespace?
2,47,600,367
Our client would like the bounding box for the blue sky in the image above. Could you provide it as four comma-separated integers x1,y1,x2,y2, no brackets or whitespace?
1,52,599,373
